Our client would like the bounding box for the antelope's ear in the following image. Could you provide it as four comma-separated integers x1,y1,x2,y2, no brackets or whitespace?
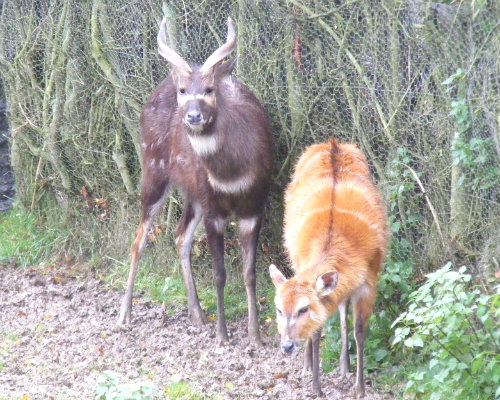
269,264,287,287
315,270,338,297
214,57,237,81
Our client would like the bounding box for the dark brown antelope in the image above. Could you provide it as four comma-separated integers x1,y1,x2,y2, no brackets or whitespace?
117,17,273,345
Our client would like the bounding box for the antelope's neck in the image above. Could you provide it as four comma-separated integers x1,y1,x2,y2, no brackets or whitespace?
188,130,255,195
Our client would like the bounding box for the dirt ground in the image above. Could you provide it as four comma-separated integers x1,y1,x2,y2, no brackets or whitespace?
0,264,394,400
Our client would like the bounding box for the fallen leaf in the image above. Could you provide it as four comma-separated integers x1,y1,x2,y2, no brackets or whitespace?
147,231,156,242
259,296,267,305
132,298,139,304
81,186,88,198
272,372,289,380
261,243,270,254
208,314,216,321
22,394,30,400
18,312,26,318
267,386,274,391
96,346,104,356
495,271,500,279
53,276,62,282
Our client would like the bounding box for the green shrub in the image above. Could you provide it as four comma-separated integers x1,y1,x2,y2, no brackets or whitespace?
95,370,162,400
392,263,500,399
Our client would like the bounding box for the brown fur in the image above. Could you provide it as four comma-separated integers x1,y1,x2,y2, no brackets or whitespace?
270,138,388,397
119,18,273,346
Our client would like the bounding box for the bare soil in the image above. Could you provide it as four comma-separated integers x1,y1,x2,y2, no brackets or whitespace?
0,264,394,400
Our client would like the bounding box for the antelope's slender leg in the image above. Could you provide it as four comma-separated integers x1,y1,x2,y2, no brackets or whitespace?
118,179,169,326
204,216,229,344
311,329,323,396
175,202,206,324
352,287,375,398
238,215,263,345
339,298,350,375
303,338,313,375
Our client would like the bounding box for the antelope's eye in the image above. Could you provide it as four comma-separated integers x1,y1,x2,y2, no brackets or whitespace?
205,87,214,95
179,88,186,94
298,306,309,316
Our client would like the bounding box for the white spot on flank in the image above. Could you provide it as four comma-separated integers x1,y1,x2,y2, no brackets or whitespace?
159,159,165,169
149,159,156,169
208,172,255,194
141,142,147,149
188,134,220,156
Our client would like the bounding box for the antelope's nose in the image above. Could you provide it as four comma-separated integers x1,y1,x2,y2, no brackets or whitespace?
281,340,295,354
186,111,202,124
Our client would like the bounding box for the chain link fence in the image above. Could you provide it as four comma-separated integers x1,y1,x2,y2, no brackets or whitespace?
1,0,499,280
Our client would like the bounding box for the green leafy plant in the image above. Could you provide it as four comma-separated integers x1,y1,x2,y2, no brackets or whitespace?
443,68,500,193
392,263,500,399
95,370,162,400
452,135,500,191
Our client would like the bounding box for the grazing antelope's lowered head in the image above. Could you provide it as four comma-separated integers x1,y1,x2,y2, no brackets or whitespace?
157,17,237,134
269,264,338,354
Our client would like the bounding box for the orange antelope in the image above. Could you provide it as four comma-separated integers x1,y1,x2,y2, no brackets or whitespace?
269,138,388,397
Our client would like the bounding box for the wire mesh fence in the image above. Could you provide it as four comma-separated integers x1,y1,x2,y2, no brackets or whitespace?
0,0,499,279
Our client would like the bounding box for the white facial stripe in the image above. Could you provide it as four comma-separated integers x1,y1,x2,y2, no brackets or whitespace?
188,134,220,156
275,297,283,312
294,297,310,314
288,316,297,326
208,172,255,194
310,311,320,322
185,94,206,100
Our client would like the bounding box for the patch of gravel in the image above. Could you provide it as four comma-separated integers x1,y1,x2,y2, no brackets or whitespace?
0,265,394,399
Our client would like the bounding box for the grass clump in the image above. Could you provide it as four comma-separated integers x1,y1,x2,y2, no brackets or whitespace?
0,207,68,267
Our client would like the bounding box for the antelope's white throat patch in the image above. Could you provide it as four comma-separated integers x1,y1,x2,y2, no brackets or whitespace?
208,172,255,194
188,134,220,156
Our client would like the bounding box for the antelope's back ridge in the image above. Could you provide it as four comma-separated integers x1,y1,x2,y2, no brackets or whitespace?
284,139,387,272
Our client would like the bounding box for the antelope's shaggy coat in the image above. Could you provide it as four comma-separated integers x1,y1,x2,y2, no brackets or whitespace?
270,138,388,397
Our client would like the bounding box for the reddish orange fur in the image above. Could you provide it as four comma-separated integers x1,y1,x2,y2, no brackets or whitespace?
270,137,388,397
